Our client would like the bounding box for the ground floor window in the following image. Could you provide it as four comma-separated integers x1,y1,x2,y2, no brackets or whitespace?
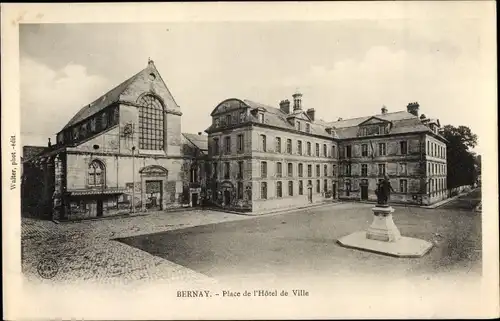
261,182,267,199
400,179,408,193
288,181,293,196
237,182,243,199
276,181,282,198
299,180,303,195
316,179,320,193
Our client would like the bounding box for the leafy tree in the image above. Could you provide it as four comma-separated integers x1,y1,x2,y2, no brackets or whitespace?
441,125,479,188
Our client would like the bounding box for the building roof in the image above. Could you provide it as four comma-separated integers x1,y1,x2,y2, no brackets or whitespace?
182,133,208,151
62,70,143,130
22,146,47,162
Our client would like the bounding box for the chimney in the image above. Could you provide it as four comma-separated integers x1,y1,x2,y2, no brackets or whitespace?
420,114,426,120
198,132,202,135
337,117,343,121
48,138,51,148
148,57,154,66
306,108,315,121
407,102,420,117
292,91,303,111
279,99,291,114
381,106,388,115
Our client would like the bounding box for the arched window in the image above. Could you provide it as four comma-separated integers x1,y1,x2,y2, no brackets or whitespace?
138,94,164,150
88,160,105,186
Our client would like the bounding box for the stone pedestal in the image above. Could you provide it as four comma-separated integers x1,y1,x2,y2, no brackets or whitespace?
366,206,401,242
337,206,434,258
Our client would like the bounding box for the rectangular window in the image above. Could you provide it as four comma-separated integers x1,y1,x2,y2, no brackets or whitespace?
276,181,283,198
276,162,282,178
315,143,320,157
400,163,407,175
258,113,264,123
224,136,231,154
346,145,352,158
299,180,304,195
261,182,267,199
427,141,430,154
400,141,408,155
324,179,328,192
237,134,244,152
323,144,327,157
362,144,368,157
275,137,282,153
287,139,292,153
324,165,328,177
225,115,231,126
332,165,336,176
239,111,246,123
380,125,388,135
316,180,320,193
298,163,304,177
306,123,311,133
288,181,294,196
361,127,368,136
307,142,312,156
237,182,243,199
261,135,267,152
214,118,220,127
400,179,408,193
378,164,386,176
238,161,244,179
297,121,301,131
261,161,267,178
213,162,218,178
316,165,320,177
378,143,386,156
345,164,351,176
213,138,219,155
297,141,303,155
287,163,293,177
361,164,368,176
308,164,312,177
331,145,336,158
224,162,230,179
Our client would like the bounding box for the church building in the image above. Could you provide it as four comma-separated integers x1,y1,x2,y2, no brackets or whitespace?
22,59,207,221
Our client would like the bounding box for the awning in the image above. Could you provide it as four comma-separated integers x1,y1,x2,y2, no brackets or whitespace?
67,188,128,196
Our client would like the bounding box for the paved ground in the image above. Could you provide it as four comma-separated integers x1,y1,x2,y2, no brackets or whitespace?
22,190,481,284
439,188,482,210
118,191,482,281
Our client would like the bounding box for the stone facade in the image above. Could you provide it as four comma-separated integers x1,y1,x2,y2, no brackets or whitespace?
22,60,207,221
206,98,448,213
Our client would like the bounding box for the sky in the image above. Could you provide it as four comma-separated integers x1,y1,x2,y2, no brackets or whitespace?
19,19,493,154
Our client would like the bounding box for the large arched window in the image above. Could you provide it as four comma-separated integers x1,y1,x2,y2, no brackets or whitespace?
137,94,164,150
88,160,105,186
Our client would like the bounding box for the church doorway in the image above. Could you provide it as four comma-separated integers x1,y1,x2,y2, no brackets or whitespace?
223,190,231,206
145,180,162,210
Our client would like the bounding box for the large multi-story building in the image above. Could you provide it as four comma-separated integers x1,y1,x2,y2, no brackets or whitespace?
206,94,448,213
22,60,208,221
22,59,448,220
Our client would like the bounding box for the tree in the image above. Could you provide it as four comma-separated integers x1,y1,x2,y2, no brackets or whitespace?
441,125,478,188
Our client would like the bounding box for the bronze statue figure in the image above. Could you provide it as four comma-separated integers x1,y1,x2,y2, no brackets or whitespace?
375,174,395,207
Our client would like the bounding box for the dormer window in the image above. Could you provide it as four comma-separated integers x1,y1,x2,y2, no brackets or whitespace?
361,128,368,136
258,113,264,123
214,118,220,127
379,125,388,135
306,123,311,133
296,121,301,131
225,114,231,126
239,111,246,123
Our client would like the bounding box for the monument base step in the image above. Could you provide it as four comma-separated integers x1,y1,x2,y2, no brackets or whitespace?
337,231,434,258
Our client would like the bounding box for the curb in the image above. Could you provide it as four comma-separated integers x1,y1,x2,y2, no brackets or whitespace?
206,201,344,217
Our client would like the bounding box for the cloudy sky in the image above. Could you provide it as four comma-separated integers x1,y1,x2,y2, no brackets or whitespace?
20,17,493,153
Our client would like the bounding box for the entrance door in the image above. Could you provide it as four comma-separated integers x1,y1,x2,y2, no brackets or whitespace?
361,185,368,200
332,183,336,199
146,180,162,210
97,200,103,217
223,190,231,206
191,193,198,207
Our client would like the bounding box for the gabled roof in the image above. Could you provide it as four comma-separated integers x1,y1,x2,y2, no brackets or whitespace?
61,60,177,131
358,116,392,126
182,133,208,151
62,69,143,130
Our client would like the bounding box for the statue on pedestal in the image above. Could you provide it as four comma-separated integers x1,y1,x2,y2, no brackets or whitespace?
375,174,395,207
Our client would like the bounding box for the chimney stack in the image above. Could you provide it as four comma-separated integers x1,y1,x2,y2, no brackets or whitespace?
306,108,315,121
279,99,291,114
48,138,52,148
381,106,388,115
292,91,303,111
198,132,202,135
407,102,420,117
337,117,343,121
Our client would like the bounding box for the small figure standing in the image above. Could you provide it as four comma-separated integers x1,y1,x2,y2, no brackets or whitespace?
375,174,395,206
